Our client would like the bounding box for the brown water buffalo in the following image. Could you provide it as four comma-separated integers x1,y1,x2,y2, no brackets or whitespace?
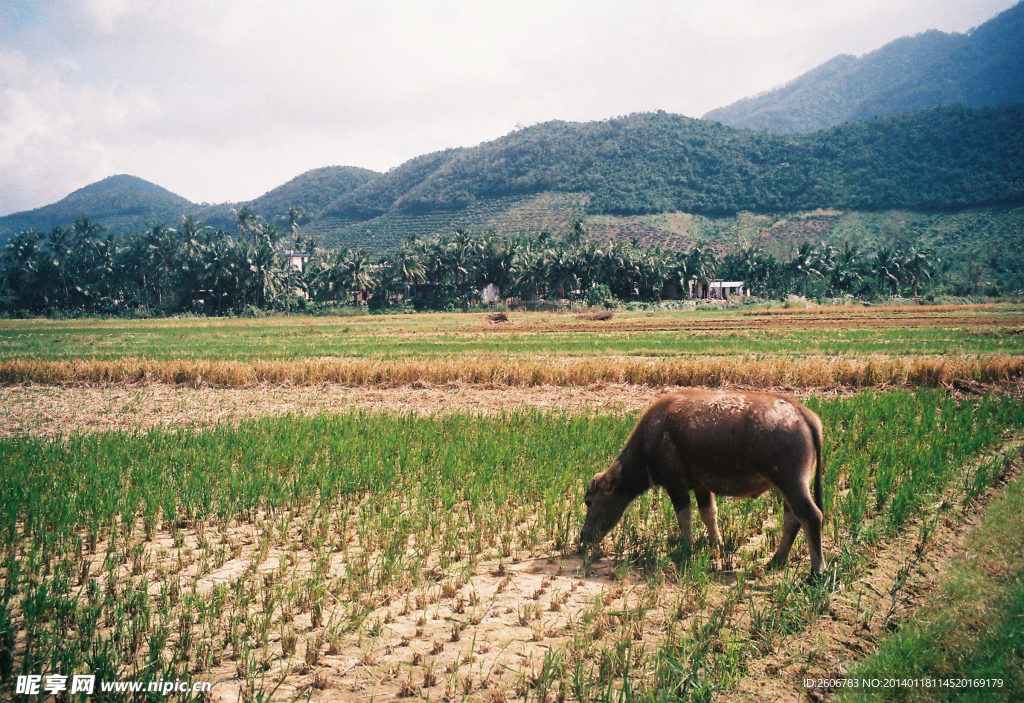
581,389,825,575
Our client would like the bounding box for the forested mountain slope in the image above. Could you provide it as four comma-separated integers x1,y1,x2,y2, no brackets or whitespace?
703,2,1024,133
318,105,1024,226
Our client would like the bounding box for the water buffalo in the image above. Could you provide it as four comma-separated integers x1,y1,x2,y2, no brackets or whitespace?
581,389,825,575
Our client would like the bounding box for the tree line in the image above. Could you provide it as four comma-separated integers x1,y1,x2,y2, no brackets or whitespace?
0,211,942,316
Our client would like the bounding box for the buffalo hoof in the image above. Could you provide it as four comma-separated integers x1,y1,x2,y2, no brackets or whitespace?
805,565,831,584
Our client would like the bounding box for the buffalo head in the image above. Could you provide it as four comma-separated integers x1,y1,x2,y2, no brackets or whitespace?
580,460,631,548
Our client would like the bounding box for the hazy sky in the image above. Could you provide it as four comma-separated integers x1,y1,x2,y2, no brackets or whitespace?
0,0,1017,215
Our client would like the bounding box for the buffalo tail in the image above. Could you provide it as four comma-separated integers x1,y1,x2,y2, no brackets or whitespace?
811,414,823,513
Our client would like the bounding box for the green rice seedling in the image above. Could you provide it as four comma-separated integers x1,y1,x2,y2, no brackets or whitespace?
0,391,1021,700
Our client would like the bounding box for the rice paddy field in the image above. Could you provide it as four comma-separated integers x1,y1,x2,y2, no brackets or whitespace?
2,304,1024,363
2,303,1024,701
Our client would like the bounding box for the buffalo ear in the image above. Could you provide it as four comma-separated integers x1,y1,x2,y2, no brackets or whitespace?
600,461,622,494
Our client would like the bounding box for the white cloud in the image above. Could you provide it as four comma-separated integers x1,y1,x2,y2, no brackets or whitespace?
0,0,1018,214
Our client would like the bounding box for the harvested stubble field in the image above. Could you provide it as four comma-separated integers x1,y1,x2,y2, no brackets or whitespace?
2,305,1024,398
2,392,1024,701
3,304,1024,701
3,354,1024,391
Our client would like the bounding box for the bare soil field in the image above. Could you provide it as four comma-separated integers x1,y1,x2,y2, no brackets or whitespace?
5,379,1013,439
0,383,665,438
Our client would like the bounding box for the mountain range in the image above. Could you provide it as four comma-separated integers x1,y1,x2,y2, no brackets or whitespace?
704,1,1024,133
0,2,1022,258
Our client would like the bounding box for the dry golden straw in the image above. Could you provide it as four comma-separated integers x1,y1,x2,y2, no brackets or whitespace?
1,354,1023,389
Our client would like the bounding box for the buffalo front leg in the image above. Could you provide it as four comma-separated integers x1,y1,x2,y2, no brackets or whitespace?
695,490,722,548
665,487,692,548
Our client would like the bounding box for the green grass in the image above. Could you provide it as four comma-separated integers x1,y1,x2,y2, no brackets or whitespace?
838,471,1024,703
2,308,1023,361
1,391,1022,699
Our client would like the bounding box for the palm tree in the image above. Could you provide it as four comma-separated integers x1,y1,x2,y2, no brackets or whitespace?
45,225,73,307
686,241,717,281
179,216,207,259
2,230,43,311
787,242,820,293
449,229,478,287
388,243,427,298
567,218,587,247
510,244,543,300
145,223,180,309
828,242,863,294
175,216,208,309
69,218,109,309
872,246,903,295
901,247,935,296
287,205,304,245
235,206,258,245
250,241,283,309
200,236,242,313
339,249,378,301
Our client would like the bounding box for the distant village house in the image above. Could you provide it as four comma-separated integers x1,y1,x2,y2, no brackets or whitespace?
283,250,310,272
481,283,501,305
690,278,746,300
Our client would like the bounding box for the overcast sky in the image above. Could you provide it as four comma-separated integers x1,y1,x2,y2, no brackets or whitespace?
0,0,1017,215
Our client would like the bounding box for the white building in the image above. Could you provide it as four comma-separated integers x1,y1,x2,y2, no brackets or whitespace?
283,250,310,272
690,278,746,300
481,283,501,305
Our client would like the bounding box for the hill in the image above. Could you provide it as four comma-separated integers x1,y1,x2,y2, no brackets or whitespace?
310,104,1024,250
249,165,378,219
0,166,379,241
0,175,195,238
703,2,1024,133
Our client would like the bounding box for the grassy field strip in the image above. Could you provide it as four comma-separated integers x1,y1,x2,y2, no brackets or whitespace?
0,303,1016,334
1,391,1023,700
2,354,1024,389
6,327,1023,361
837,459,1024,702
2,307,1023,362
743,303,1024,317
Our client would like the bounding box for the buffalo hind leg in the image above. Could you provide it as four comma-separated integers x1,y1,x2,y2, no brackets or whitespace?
695,490,722,548
770,492,823,576
768,503,801,569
